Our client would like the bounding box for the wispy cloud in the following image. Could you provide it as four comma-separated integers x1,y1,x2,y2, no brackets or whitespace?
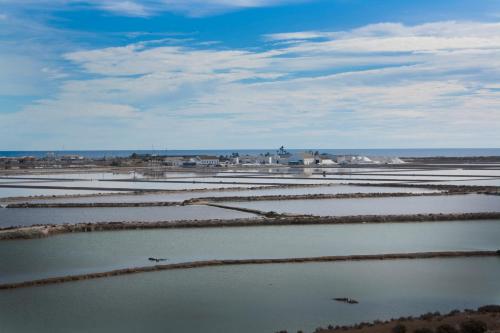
267,21,500,52
3,21,500,148
98,1,150,17
264,31,333,41
0,0,311,17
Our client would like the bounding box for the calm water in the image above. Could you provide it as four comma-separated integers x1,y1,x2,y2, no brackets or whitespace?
0,187,124,199
143,177,337,185
224,194,500,216
19,185,438,204
218,174,473,181
0,205,257,228
338,180,413,184
2,148,500,158
380,169,500,177
1,180,268,192
418,179,500,186
1,221,498,284
0,179,64,184
1,258,499,333
0,173,135,180
0,178,425,200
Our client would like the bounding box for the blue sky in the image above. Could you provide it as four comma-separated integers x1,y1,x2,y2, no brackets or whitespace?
1,0,500,149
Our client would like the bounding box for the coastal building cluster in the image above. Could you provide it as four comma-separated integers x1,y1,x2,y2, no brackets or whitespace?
162,153,404,167
0,154,96,169
0,149,405,170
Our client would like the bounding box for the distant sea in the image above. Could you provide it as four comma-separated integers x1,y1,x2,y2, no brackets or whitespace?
1,148,500,159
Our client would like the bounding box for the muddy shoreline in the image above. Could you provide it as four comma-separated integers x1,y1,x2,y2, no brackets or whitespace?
2,212,500,240
0,251,497,290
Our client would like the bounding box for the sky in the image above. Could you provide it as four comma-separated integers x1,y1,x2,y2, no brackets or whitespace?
1,0,500,150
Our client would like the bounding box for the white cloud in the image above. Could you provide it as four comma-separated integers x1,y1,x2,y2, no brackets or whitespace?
98,1,149,17
2,21,500,149
0,0,310,17
268,21,500,54
24,99,140,118
130,0,309,17
64,44,284,77
265,31,334,41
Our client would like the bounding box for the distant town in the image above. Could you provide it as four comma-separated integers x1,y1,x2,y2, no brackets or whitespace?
0,146,405,170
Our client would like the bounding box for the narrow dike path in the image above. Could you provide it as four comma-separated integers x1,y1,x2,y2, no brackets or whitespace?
0,251,498,290
1,191,468,208
2,212,500,241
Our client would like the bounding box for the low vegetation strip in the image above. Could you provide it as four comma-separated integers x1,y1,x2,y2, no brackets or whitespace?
0,251,497,290
2,212,500,240
292,305,500,333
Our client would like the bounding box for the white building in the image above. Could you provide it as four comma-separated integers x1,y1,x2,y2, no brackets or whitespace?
302,154,315,165
238,155,259,165
163,157,184,167
196,156,220,166
60,154,84,161
288,153,315,165
256,155,276,165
